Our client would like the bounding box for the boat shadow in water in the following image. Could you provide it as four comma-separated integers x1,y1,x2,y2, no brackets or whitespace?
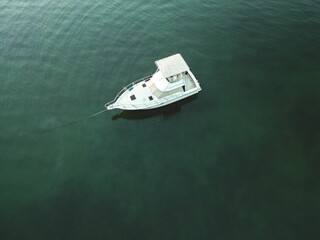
111,95,198,121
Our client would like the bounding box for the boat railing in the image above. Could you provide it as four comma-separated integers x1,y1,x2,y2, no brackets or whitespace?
105,75,152,108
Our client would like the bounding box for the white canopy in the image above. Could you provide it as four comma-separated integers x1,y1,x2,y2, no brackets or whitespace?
155,53,189,78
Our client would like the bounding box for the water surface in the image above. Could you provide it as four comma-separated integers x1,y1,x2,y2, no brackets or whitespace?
1,0,320,239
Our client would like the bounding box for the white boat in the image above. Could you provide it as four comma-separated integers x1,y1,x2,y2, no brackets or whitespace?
105,53,201,110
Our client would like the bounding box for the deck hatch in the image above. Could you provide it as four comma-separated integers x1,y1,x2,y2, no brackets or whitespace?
130,95,136,101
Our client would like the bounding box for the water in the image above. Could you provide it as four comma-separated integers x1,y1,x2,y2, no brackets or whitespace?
1,0,320,239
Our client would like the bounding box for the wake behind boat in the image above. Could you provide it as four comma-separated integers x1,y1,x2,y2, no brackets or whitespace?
105,53,201,110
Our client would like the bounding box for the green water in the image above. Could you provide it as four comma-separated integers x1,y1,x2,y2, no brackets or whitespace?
1,0,320,239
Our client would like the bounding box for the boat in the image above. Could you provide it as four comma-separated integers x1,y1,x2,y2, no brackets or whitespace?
105,53,201,110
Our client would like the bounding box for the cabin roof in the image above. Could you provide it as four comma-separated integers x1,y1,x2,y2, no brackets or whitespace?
155,53,189,78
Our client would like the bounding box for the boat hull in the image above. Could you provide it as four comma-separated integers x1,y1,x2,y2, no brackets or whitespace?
106,88,201,111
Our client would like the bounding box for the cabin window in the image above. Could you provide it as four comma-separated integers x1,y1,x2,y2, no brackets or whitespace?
148,96,153,101
130,95,136,101
142,83,146,88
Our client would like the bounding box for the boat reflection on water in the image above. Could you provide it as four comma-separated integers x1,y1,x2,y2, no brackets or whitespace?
112,95,198,121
